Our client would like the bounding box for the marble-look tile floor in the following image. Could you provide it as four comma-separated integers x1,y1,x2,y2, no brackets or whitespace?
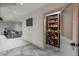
0,43,60,56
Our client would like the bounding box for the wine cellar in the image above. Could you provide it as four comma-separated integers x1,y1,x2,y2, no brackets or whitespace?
46,13,60,48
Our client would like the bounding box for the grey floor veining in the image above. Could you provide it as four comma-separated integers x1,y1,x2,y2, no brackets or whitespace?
0,43,60,56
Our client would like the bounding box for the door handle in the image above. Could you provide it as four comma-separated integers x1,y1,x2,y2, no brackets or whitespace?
70,42,79,47
70,42,76,50
70,42,75,47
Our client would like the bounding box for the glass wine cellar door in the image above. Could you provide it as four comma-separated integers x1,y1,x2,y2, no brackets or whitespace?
46,12,60,48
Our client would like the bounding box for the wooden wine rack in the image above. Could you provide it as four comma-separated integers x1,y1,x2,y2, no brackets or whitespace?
46,13,60,48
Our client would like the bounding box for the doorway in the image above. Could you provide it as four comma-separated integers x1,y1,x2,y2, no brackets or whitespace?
60,4,78,56
45,12,60,48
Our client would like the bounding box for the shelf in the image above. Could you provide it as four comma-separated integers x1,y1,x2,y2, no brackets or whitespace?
48,25,58,28
48,21,58,23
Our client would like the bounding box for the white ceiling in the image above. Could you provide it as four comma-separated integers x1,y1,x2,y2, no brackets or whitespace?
0,3,48,21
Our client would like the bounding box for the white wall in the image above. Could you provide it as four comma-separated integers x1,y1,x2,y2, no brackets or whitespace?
62,4,73,39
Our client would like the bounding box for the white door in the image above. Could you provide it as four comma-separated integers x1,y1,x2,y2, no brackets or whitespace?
60,4,78,56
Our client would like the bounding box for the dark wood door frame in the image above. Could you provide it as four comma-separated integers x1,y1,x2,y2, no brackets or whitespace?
78,4,79,56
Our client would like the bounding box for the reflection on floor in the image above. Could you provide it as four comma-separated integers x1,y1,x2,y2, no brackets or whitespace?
0,43,60,56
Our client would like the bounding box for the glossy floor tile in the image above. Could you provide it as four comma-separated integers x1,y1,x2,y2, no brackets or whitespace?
0,43,60,56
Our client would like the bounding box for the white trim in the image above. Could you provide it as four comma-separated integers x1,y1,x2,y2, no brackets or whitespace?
46,11,61,16
44,11,61,48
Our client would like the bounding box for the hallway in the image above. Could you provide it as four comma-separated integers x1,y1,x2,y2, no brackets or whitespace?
0,3,78,56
